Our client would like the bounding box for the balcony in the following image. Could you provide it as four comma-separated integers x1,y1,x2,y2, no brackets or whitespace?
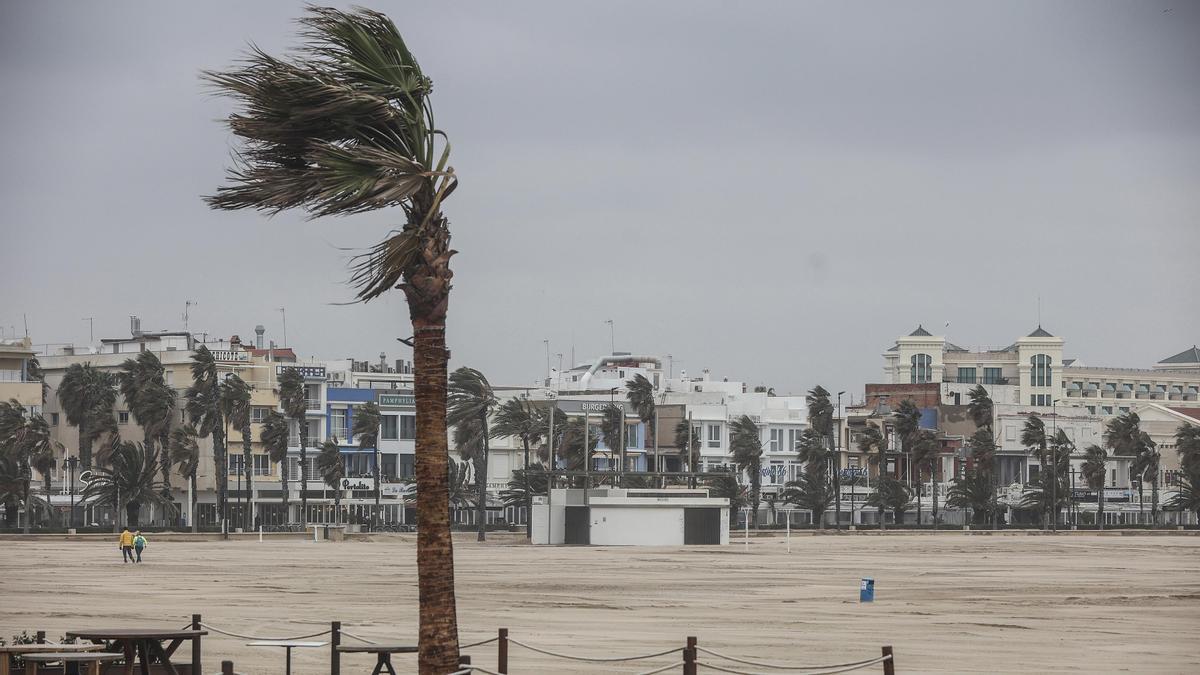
306,398,322,412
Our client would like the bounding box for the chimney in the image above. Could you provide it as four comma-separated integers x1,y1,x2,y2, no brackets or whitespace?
130,316,142,337
230,335,241,348
255,325,265,349
379,352,387,372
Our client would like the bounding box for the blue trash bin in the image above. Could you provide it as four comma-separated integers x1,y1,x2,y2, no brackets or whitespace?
860,577,875,603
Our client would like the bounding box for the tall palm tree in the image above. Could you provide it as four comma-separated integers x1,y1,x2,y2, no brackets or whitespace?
169,425,201,532
82,441,169,529
277,367,309,526
205,7,464,668
185,346,228,533
119,352,177,497
781,470,835,529
0,451,27,528
491,398,546,538
1080,444,1107,529
865,475,911,525
946,468,995,525
1129,436,1160,527
260,411,291,524
858,425,888,529
1165,471,1200,522
966,385,994,430
909,429,939,526
626,374,657,472
552,417,597,475
729,415,763,528
797,428,828,477
445,458,474,510
598,403,625,478
352,401,383,527
674,418,701,477
221,374,253,529
1021,414,1048,526
10,411,63,530
1105,412,1159,525
317,438,346,524
1048,429,1076,527
807,386,837,526
57,363,117,468
1176,424,1200,477
892,399,921,494
447,367,496,541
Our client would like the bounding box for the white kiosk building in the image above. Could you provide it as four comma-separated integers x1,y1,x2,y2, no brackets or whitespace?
532,487,730,546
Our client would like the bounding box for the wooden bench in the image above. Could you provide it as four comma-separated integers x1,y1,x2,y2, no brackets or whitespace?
20,652,121,675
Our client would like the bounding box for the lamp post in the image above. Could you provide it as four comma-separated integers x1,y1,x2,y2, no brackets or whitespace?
835,391,845,531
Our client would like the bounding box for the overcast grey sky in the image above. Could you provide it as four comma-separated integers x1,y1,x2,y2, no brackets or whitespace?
1,0,1197,397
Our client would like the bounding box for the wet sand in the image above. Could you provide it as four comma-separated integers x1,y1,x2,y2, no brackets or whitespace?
1,534,1197,674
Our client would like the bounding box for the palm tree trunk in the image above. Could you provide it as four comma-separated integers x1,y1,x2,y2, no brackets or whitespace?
373,441,381,530
750,469,760,530
22,475,32,534
280,460,290,525
522,437,532,540
932,460,939,528
1151,475,1159,527
298,418,308,527
160,431,173,514
413,325,460,673
1098,484,1104,531
190,473,198,533
215,427,228,539
43,472,53,528
80,423,92,468
476,415,490,542
243,425,253,531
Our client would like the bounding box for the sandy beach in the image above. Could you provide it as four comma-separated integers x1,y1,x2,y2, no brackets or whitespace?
1,533,1197,674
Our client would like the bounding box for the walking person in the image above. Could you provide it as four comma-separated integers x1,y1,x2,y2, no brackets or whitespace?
133,531,148,563
118,528,135,563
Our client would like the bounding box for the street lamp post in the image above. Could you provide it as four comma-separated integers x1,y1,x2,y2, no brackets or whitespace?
834,391,845,531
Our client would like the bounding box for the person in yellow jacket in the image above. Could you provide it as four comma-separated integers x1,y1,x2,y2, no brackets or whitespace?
119,528,135,563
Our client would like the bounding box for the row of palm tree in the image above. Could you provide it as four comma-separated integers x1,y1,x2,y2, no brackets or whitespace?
0,399,61,530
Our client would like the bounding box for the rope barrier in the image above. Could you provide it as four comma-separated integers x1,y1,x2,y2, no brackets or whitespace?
198,622,330,642
338,630,378,645
695,655,891,675
508,638,680,663
696,647,887,671
461,636,499,649
636,662,687,675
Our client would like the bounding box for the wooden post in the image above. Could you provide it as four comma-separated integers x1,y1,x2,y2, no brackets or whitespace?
497,628,508,674
458,654,471,667
330,621,341,675
683,636,697,675
882,645,894,675
35,631,45,644
221,660,234,675
192,613,202,675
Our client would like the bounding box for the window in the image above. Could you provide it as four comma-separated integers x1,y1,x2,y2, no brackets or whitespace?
1102,406,1114,415
118,411,130,424
1086,406,1096,415
381,454,397,480
1119,406,1130,414
707,424,722,448
253,454,271,476
330,410,349,442
769,429,783,452
910,354,932,383
399,415,416,440
788,429,802,451
1030,394,1051,406
229,454,244,475
982,368,1003,385
398,454,415,479
251,407,270,423
1030,354,1052,387
381,415,399,440
50,412,59,426
957,367,976,384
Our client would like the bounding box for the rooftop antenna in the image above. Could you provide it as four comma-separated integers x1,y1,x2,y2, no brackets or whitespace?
277,307,287,347
605,319,614,354
23,313,29,337
82,317,94,344
183,300,197,332
1037,295,1042,327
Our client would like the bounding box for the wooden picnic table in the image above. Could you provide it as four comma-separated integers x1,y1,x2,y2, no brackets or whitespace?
335,644,417,675
20,652,122,675
244,641,326,675
65,629,206,675
1,645,102,675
